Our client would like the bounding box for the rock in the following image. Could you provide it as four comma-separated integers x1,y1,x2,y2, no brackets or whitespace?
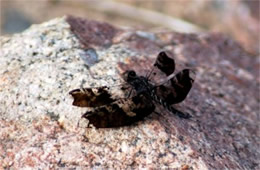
0,16,259,169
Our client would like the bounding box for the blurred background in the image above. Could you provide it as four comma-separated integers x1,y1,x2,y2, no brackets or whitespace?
0,0,259,55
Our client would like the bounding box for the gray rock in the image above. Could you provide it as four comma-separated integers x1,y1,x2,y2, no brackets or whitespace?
0,16,259,169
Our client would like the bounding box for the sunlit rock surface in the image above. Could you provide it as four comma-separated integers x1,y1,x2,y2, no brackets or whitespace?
0,16,259,169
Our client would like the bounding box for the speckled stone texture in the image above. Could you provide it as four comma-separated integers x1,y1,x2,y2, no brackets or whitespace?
0,16,259,169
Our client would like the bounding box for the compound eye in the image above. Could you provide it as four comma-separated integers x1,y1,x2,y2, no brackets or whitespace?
128,70,136,78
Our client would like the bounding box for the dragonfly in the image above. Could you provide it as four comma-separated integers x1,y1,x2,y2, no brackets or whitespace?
69,51,195,128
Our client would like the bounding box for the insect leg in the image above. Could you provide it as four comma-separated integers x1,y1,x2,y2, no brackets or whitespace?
127,88,133,98
145,66,156,80
168,106,192,119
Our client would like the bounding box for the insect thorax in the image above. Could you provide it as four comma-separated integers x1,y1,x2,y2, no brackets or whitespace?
128,76,166,107
128,76,153,95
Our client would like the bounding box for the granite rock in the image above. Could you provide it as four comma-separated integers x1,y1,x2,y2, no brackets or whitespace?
0,16,259,169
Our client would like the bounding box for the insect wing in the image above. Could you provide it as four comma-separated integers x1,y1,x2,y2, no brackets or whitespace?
148,51,176,84
155,69,194,104
82,94,155,128
154,51,175,76
69,85,127,107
